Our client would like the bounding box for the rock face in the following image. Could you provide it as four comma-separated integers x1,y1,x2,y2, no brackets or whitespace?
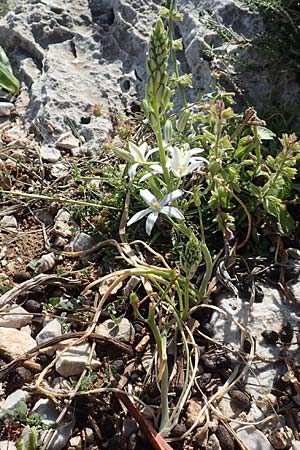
0,0,299,150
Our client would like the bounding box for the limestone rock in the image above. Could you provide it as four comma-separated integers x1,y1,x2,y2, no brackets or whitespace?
237,426,275,450
0,305,32,328
55,341,101,377
0,215,17,230
96,318,135,343
36,318,62,355
40,145,61,162
0,389,29,420
0,328,36,359
64,232,94,252
0,102,14,116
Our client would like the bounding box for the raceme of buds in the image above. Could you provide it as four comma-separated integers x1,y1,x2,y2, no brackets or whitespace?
146,18,169,107
180,234,202,279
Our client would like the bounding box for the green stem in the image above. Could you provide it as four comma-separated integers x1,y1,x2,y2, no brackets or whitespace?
153,99,172,190
252,125,261,170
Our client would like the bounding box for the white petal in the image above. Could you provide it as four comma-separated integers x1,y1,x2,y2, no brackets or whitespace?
161,206,184,220
189,148,205,156
128,141,144,162
140,189,158,207
127,208,152,227
146,211,159,235
145,147,159,160
128,163,138,180
160,189,183,206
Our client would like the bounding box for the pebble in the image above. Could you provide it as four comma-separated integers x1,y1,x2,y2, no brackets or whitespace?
28,252,56,273
0,215,17,230
99,414,115,438
172,423,187,437
0,441,17,450
50,162,70,178
185,398,203,428
96,318,135,343
40,146,61,163
54,210,79,238
268,428,292,449
230,389,251,411
261,330,279,344
0,328,36,359
55,131,80,150
23,299,43,313
215,424,234,450
36,318,62,356
279,322,293,343
0,102,14,116
0,305,33,328
13,271,31,283
12,367,33,387
0,389,29,419
237,425,275,450
64,232,94,252
55,341,101,377
207,434,222,450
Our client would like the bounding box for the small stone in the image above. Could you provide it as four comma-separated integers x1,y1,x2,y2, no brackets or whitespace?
40,146,61,163
262,330,279,344
110,359,125,374
279,322,293,343
80,116,91,124
237,425,275,450
27,253,56,273
55,131,80,150
50,162,70,178
207,434,222,450
0,215,17,230
230,389,251,412
215,424,234,450
83,427,94,444
172,423,187,437
55,341,100,377
23,299,42,313
0,441,17,450
12,367,33,387
0,328,36,359
96,318,135,343
99,414,115,438
0,305,33,328
268,428,291,449
0,102,14,116
185,398,203,428
0,389,29,419
69,435,82,447
64,232,94,252
36,319,62,355
13,271,31,283
54,210,79,238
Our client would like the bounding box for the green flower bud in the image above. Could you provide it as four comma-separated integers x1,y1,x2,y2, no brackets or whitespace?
181,234,202,279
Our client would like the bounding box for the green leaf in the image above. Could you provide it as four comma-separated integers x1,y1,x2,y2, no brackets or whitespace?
256,126,276,140
234,136,255,159
263,198,295,234
0,60,20,95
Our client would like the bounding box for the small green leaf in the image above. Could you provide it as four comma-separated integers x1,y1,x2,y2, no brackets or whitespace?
234,136,255,159
256,126,276,141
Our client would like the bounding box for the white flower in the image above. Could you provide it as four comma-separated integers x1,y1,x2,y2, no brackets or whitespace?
168,145,208,178
127,189,184,235
127,142,158,180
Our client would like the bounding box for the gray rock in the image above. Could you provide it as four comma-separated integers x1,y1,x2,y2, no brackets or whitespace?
0,328,36,359
36,318,62,355
237,426,275,450
64,232,94,252
96,318,135,343
50,161,70,178
55,341,101,377
210,283,300,398
0,305,33,328
40,145,61,162
0,389,29,420
31,398,74,450
0,102,14,116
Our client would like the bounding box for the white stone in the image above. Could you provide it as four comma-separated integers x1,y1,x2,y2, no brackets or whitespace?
0,389,29,419
0,305,32,328
292,440,300,450
50,162,70,178
96,318,135,343
0,215,17,230
55,131,80,150
237,426,275,450
54,210,79,238
40,146,61,163
0,102,14,116
32,398,74,450
55,342,101,377
36,319,62,355
0,441,17,450
0,328,36,359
